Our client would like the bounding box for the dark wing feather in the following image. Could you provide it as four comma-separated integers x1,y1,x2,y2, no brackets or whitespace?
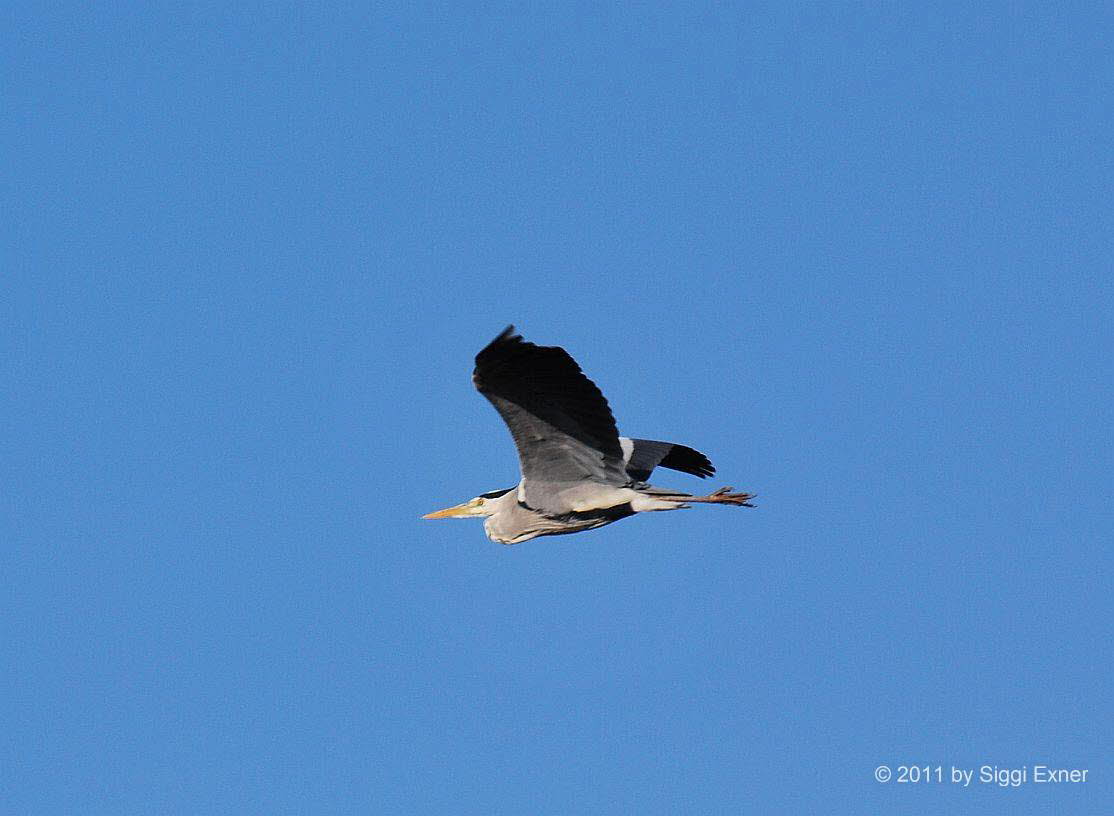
624,438,715,481
473,326,626,490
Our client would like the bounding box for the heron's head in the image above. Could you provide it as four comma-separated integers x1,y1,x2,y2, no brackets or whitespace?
422,488,510,520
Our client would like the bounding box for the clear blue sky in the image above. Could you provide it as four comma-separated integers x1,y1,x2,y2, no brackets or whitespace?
3,3,1110,814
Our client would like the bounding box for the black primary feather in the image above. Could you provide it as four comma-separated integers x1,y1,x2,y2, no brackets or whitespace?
624,439,715,481
473,326,623,462
658,443,715,478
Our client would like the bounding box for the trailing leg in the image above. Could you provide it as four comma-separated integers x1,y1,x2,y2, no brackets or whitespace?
660,486,756,508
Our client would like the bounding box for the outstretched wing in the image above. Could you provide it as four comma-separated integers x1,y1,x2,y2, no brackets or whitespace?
621,438,715,482
473,326,629,511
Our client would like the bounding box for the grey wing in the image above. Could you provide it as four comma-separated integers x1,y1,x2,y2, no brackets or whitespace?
621,438,716,482
473,327,630,513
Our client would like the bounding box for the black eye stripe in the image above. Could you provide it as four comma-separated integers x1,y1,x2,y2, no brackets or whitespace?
479,488,513,500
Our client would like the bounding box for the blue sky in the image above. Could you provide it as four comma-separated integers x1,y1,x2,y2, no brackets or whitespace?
3,3,1111,814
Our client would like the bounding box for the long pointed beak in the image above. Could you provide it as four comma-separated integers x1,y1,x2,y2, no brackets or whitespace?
422,502,472,519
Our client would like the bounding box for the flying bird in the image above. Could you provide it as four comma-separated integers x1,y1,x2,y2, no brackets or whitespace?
423,326,755,544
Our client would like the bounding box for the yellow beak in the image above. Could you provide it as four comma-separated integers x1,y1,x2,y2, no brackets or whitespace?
422,502,473,519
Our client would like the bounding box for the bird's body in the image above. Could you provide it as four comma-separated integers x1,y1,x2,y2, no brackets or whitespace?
423,326,754,544
478,488,633,544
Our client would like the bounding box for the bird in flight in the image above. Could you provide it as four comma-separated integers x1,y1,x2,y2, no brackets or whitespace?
423,326,755,544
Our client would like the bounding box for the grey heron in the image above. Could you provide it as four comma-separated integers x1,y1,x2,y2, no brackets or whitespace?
423,326,755,544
